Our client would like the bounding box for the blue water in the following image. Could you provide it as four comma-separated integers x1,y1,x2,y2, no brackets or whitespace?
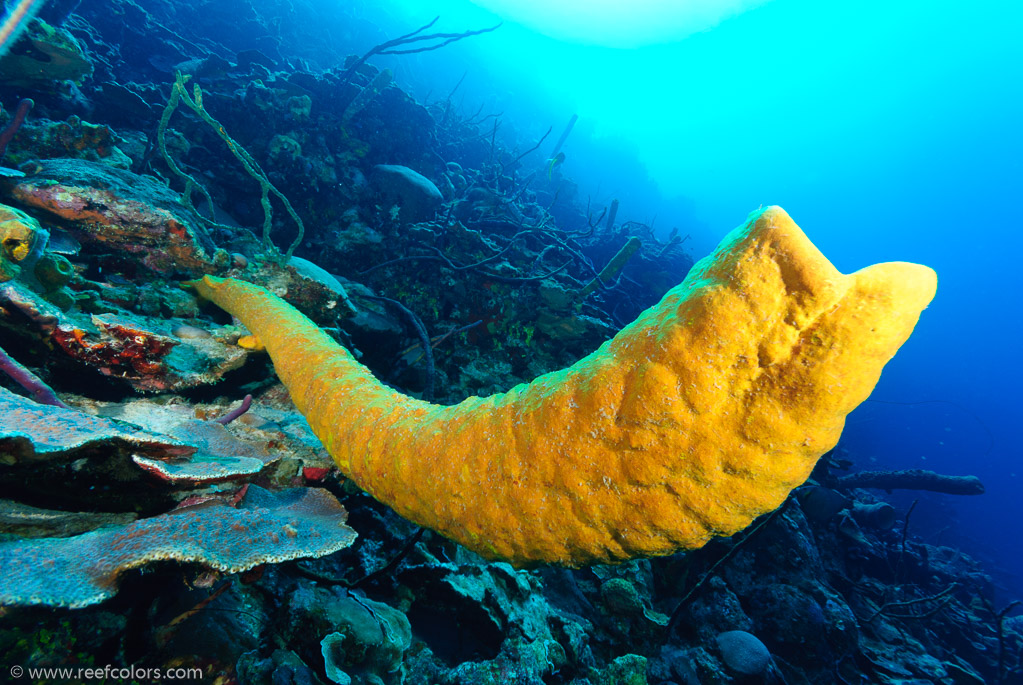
339,0,1023,593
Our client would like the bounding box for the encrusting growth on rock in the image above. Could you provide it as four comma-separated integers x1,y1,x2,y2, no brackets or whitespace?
191,207,937,567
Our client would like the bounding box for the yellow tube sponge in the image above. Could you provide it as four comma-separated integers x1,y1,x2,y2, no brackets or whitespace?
192,207,936,567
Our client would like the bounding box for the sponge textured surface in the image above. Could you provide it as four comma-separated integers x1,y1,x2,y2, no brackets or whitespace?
194,207,937,567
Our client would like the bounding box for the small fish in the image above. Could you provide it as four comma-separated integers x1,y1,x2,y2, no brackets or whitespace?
172,324,213,340
546,151,565,180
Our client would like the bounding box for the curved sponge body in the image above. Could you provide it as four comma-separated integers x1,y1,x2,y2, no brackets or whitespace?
194,207,936,567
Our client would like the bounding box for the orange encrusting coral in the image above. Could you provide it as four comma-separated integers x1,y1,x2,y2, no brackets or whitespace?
192,207,937,567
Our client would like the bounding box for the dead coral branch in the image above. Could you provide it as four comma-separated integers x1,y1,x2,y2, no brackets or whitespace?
836,469,985,495
340,16,501,84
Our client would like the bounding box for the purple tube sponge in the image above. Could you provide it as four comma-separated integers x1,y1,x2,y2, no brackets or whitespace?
0,97,33,162
0,343,68,408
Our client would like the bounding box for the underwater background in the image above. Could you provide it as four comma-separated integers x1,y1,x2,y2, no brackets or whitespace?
360,0,1023,595
0,0,1021,682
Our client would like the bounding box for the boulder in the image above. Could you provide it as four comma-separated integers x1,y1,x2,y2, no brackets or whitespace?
0,158,221,277
716,630,772,676
371,164,442,223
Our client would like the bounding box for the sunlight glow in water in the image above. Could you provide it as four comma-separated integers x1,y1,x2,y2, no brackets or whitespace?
470,0,774,47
